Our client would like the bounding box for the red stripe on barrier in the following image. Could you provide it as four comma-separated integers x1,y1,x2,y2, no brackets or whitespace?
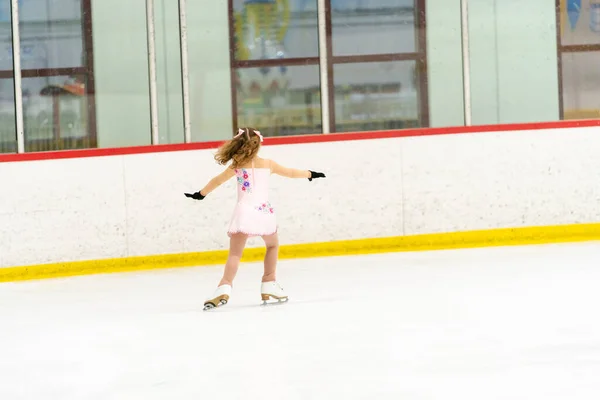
1,119,598,163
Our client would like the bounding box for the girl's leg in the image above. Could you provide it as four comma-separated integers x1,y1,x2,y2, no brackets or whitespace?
261,232,280,282
219,233,248,286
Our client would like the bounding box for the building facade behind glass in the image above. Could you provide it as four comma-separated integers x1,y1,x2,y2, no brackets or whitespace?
0,0,598,153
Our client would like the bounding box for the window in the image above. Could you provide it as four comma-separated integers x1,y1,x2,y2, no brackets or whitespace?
329,0,427,132
230,0,322,137
557,0,600,120
0,0,96,152
229,0,428,136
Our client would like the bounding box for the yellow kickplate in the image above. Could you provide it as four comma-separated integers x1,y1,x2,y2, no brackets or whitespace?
2,222,600,283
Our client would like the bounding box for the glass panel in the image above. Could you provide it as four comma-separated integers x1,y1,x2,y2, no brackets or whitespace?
232,0,319,61
91,0,152,148
467,0,559,125
424,0,464,128
0,1,15,153
333,61,419,132
0,77,16,153
562,51,600,119
10,0,90,152
19,0,84,69
561,0,600,46
0,75,91,153
21,75,90,152
153,0,184,144
188,0,233,142
235,65,321,136
332,0,416,56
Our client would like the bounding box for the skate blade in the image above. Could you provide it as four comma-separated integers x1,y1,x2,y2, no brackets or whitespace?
260,296,289,306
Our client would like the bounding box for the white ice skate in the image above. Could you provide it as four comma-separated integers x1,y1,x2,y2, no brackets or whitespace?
260,281,288,306
203,284,231,311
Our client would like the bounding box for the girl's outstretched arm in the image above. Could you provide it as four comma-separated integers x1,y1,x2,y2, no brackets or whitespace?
270,160,310,179
269,160,326,181
185,167,236,200
200,167,236,196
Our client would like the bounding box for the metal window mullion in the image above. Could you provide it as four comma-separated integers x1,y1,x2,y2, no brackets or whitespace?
460,0,472,126
146,0,159,144
317,0,330,134
178,0,191,143
10,0,24,153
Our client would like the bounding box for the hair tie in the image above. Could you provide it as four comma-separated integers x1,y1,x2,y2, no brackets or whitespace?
233,128,263,142
253,130,264,142
233,128,245,139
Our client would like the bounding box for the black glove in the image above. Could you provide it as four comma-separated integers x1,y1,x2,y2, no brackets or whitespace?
308,170,326,181
184,191,205,200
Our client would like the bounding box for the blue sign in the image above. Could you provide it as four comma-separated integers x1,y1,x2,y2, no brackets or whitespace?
567,0,582,30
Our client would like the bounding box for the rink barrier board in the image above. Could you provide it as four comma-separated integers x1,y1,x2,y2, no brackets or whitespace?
1,222,600,283
1,119,600,276
0,119,599,163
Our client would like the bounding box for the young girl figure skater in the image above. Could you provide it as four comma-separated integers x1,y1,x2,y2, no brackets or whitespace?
185,127,326,310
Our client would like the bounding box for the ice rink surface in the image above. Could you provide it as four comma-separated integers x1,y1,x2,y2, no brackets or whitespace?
1,242,600,399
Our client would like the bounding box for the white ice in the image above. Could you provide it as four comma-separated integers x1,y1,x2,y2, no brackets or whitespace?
1,242,600,400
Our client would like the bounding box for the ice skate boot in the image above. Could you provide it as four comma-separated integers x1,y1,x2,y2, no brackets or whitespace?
260,281,288,305
203,284,231,311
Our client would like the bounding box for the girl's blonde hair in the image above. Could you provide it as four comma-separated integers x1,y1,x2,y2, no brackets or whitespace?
214,127,262,168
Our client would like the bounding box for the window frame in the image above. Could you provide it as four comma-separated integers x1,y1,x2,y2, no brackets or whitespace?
227,0,429,134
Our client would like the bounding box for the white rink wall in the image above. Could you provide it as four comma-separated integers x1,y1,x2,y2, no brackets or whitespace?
1,126,600,268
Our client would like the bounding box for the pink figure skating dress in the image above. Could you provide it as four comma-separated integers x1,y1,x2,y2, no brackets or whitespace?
227,162,277,237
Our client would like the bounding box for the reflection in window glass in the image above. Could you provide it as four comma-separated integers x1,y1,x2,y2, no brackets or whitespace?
232,0,318,60
0,0,92,153
562,51,600,120
561,0,600,46
19,0,91,152
24,75,90,151
332,0,416,56
0,75,91,152
17,0,84,69
0,78,16,153
333,61,419,132
235,65,321,136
